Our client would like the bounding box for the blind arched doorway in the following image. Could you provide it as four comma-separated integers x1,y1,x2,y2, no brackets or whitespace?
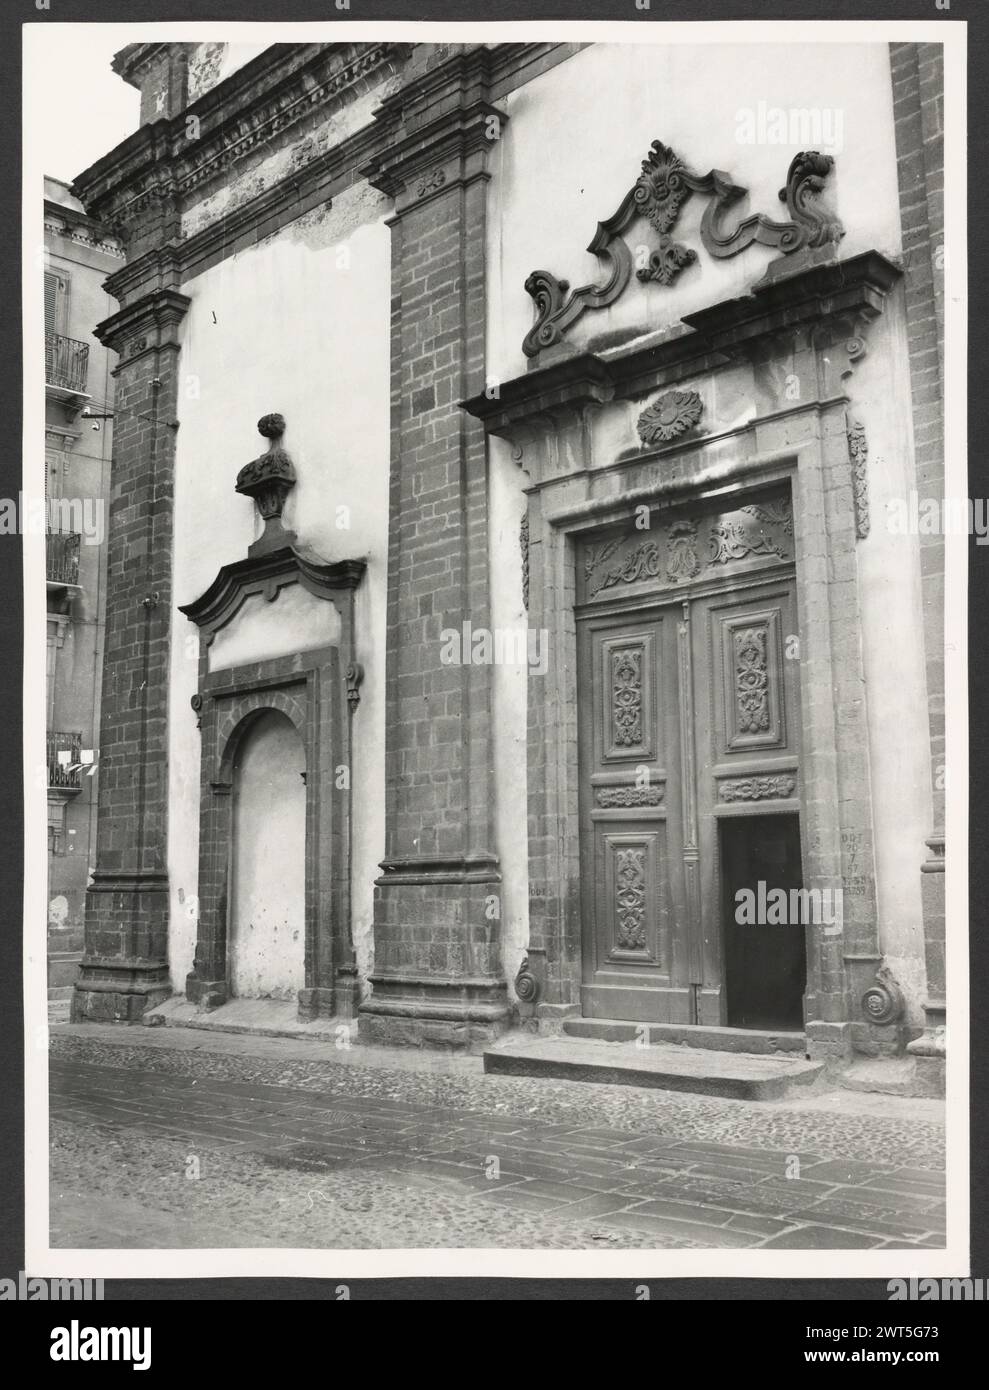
229,708,306,1000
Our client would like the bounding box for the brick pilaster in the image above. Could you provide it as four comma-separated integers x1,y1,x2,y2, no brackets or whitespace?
358,49,512,1047
890,43,946,1057
71,280,189,1022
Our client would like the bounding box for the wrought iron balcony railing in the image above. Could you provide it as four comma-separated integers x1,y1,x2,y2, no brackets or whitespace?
45,333,89,394
46,530,81,587
47,731,82,791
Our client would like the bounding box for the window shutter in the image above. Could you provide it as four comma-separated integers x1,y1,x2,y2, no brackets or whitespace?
44,273,58,335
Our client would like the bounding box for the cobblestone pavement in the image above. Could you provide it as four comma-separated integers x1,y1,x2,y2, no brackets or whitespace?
49,1031,946,1251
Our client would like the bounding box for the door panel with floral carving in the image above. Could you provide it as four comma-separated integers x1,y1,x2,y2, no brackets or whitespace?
578,613,688,1022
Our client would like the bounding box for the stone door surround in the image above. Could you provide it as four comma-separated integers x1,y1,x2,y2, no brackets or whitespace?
180,546,365,1021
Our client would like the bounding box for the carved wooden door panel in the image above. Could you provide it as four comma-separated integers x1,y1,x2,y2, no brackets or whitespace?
691,579,804,1026
578,610,689,1022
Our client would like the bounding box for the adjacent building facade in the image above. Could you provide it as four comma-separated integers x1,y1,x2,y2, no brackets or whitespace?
45,177,121,1019
67,40,946,1090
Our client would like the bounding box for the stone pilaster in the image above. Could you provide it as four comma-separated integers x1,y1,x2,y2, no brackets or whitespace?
357,49,512,1047
890,43,946,1079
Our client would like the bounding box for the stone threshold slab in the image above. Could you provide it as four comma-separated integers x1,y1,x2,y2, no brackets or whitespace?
484,1036,825,1100
564,1019,807,1055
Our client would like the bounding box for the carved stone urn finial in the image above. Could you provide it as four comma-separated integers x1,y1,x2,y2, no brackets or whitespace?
235,413,297,556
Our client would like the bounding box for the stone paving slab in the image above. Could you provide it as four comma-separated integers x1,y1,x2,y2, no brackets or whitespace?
48,1029,945,1165
48,1037,947,1252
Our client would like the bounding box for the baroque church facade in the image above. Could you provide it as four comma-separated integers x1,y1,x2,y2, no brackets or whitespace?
68,39,946,1090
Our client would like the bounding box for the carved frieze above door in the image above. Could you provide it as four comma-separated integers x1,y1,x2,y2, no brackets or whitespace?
577,488,793,606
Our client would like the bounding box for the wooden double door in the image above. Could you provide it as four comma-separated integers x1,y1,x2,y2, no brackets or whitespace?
578,576,805,1029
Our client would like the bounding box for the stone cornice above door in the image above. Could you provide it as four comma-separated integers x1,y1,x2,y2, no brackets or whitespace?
179,545,366,637
463,249,902,440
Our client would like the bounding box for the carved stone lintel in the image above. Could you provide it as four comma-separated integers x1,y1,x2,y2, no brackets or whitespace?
523,142,845,358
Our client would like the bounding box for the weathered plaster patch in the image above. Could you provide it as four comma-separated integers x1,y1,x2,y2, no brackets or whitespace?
188,43,225,104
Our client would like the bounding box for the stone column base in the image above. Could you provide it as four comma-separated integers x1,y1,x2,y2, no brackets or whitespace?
297,972,360,1024
185,973,227,1011
805,1019,854,1062
358,975,512,1050
72,959,171,1023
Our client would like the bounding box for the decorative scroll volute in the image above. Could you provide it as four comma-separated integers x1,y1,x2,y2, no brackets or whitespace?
523,142,844,358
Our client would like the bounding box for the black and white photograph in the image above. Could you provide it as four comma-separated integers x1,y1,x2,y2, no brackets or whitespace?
10,5,976,1313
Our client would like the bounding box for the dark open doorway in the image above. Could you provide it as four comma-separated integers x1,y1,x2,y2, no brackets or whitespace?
720,814,806,1031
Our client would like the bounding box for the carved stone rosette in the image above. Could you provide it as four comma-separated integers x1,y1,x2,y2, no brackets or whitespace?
637,389,703,446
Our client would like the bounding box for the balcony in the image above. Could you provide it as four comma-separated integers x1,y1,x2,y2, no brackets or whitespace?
46,530,81,589
47,731,82,793
45,333,90,404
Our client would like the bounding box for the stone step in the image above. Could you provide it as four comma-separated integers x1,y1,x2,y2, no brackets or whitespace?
48,953,82,989
563,1018,807,1056
143,994,354,1043
48,998,72,1025
483,1035,825,1100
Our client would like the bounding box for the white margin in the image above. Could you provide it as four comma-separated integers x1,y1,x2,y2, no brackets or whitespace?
23,15,968,1285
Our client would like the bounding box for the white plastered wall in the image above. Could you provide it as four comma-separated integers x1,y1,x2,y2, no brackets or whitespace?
167,180,390,995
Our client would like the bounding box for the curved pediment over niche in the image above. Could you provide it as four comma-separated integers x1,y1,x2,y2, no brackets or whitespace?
522,142,844,359
179,544,366,637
